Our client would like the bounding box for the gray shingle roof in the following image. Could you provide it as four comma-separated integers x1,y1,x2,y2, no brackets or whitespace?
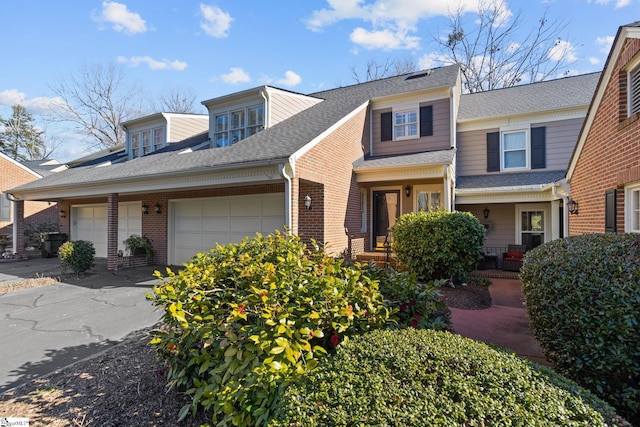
456,170,566,190
353,149,455,170
11,65,460,194
19,160,64,177
458,72,601,122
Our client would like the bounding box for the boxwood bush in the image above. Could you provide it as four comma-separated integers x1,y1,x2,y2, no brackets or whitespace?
270,329,628,426
58,240,95,276
520,233,640,425
391,210,485,282
149,232,395,426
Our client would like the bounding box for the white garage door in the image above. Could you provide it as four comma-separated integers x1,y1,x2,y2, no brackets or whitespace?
72,202,142,257
170,194,285,265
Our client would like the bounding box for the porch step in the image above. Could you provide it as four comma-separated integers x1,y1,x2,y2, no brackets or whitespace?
355,252,397,268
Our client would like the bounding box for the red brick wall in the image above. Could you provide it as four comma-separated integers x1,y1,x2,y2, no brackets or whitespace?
0,157,59,245
295,107,367,256
570,37,640,235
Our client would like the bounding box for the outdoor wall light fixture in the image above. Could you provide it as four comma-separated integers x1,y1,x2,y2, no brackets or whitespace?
305,195,312,210
483,207,490,219
59,210,66,218
405,185,411,197
142,204,149,215
154,203,162,214
567,199,579,215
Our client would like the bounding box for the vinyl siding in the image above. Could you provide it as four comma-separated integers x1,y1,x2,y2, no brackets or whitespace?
456,117,584,176
371,97,451,157
269,91,322,126
169,116,209,142
458,203,516,248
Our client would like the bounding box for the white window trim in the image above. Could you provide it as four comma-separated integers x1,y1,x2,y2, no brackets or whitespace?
628,57,640,118
213,104,264,147
501,128,530,171
413,184,442,212
515,203,550,246
129,125,166,158
624,182,640,232
0,193,11,221
392,103,419,141
360,190,367,233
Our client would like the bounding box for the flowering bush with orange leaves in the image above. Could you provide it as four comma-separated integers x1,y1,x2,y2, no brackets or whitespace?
148,231,390,426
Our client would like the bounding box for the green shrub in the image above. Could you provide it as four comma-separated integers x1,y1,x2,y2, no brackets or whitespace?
391,210,485,282
360,263,451,330
270,329,628,427
58,240,95,276
520,233,640,424
123,234,154,257
148,232,391,426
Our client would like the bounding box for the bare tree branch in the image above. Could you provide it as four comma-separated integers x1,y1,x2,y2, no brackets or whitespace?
436,0,571,93
351,57,418,83
49,62,147,150
153,86,199,113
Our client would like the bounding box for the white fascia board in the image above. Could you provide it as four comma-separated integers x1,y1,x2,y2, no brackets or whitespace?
567,25,640,182
455,184,557,204
288,101,369,171
355,163,447,183
457,107,588,133
9,164,284,201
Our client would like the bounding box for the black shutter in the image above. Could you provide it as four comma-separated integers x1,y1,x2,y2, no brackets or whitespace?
531,126,546,169
605,189,617,233
486,132,500,172
381,112,392,141
419,105,433,137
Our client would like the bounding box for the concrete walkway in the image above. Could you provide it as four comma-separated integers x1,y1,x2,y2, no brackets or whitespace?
0,257,164,393
450,277,548,365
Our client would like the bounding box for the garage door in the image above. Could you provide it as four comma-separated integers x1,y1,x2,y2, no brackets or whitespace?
72,202,142,257
170,194,285,265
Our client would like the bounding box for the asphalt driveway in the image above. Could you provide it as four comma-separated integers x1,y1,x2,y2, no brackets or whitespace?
0,257,168,393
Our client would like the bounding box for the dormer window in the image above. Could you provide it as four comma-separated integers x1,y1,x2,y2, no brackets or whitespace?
394,110,418,140
130,126,165,158
214,105,264,148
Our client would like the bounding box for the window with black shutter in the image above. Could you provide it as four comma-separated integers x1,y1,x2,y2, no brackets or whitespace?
486,132,500,172
605,189,617,233
531,127,546,169
419,105,433,137
381,112,392,141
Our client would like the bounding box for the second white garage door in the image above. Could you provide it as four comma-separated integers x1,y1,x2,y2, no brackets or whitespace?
169,193,286,265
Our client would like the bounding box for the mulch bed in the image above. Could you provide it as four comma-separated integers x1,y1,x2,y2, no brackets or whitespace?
439,282,492,310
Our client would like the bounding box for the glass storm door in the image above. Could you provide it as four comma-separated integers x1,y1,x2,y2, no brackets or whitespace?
373,190,400,250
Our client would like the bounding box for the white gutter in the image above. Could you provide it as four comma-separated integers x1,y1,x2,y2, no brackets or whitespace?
552,181,570,237
456,182,555,195
278,163,293,233
260,89,270,128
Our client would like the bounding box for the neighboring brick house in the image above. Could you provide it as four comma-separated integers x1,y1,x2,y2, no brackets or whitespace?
7,63,599,270
0,153,65,253
567,21,640,234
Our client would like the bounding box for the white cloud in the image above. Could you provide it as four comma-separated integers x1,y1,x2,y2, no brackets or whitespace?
276,71,302,87
117,56,187,70
93,1,147,35
589,57,601,65
548,39,577,63
595,0,631,7
350,27,419,50
417,52,448,69
0,89,62,114
595,35,615,54
199,4,233,38
219,67,251,84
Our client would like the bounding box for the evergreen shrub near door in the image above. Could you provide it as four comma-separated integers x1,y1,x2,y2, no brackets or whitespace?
270,329,626,426
391,210,485,282
520,233,640,425
148,232,392,427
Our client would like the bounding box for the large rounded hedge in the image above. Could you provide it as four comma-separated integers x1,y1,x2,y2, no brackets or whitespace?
520,233,640,425
270,329,627,426
391,210,485,282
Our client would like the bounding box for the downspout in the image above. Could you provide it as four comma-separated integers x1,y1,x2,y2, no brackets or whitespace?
278,163,293,233
552,183,569,238
260,88,270,129
6,193,19,254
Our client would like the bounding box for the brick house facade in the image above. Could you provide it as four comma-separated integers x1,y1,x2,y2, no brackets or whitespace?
567,22,640,235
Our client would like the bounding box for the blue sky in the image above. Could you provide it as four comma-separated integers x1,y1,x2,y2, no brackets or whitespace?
0,0,637,161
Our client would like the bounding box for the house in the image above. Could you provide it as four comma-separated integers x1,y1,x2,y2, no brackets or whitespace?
455,72,600,265
7,64,599,270
566,21,640,234
0,153,65,253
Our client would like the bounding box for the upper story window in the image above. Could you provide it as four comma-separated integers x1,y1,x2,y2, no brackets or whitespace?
502,130,528,170
381,105,433,142
486,126,546,172
394,110,418,140
130,126,165,158
214,105,264,148
629,61,640,117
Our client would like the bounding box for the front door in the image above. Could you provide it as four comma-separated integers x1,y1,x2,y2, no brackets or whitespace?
373,190,400,250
